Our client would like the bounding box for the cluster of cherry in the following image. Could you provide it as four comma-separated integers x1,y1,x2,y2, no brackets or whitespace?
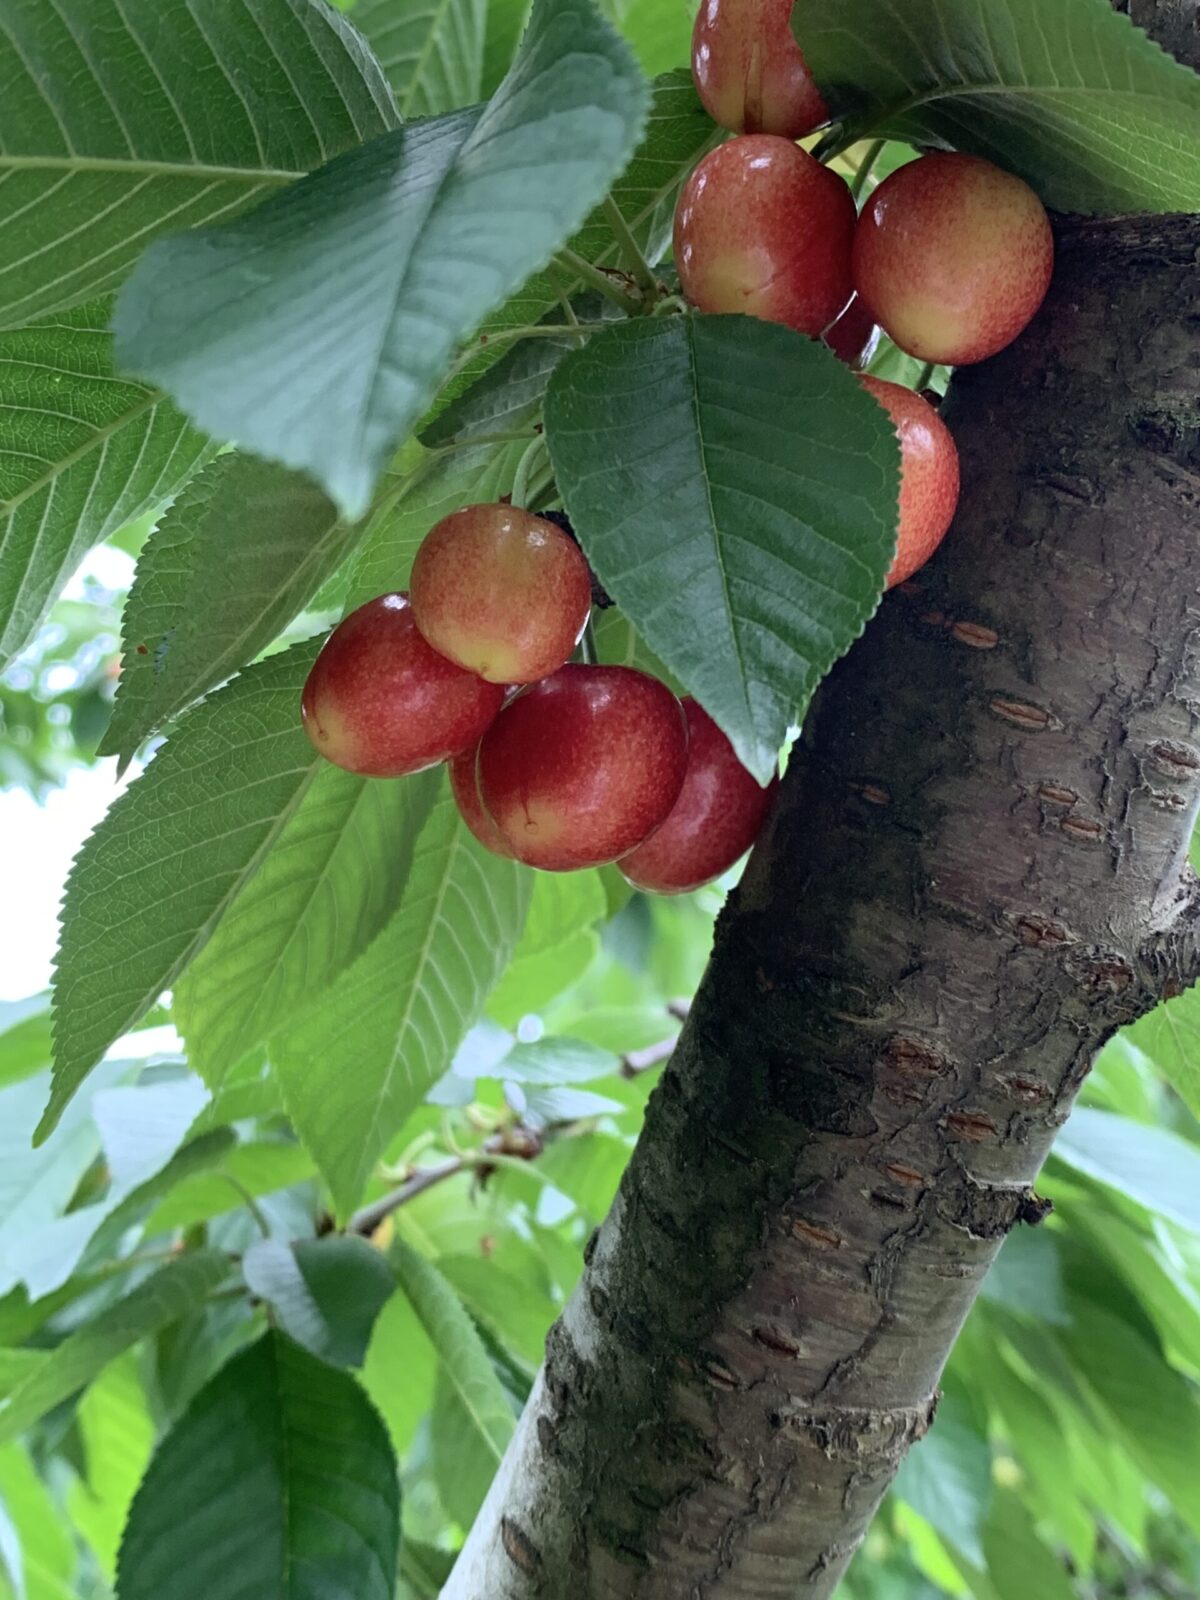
301,505,776,891
684,0,1056,583
300,0,1059,891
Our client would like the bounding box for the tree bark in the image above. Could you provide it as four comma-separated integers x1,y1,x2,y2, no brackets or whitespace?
444,26,1200,1600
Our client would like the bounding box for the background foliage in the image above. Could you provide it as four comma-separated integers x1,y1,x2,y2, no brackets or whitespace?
1,0,1198,1596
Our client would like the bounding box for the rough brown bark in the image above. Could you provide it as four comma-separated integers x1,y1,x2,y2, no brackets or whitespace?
443,11,1200,1595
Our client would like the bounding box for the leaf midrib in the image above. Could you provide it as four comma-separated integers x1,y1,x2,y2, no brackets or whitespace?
0,154,305,182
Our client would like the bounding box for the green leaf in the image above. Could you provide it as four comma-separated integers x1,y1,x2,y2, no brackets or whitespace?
242,1237,396,1368
794,0,1200,212
0,301,213,670
0,1251,230,1445
390,1240,514,1468
67,1355,155,1583
983,1489,1076,1600
175,765,440,1089
114,0,650,516
101,457,348,763
893,1392,992,1567
1061,1306,1200,1538
492,1036,619,1084
1052,1106,1200,1234
348,0,486,116
446,68,713,399
116,1330,399,1600
593,606,682,691
0,1445,75,1600
141,1141,315,1236
344,440,528,609
978,1228,1069,1325
0,0,396,328
271,782,530,1217
422,327,588,448
360,1290,438,1458
47,641,323,1140
1120,983,1200,1121
0,998,50,1090
546,315,900,782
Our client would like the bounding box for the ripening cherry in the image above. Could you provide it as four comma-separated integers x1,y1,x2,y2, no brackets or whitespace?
822,293,880,368
853,153,1054,366
449,746,514,858
301,594,503,777
691,0,828,139
861,376,960,589
477,666,690,872
620,699,778,894
410,503,592,684
674,136,856,337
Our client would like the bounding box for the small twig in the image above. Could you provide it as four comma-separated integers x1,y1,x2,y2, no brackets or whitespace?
555,247,642,316
349,1129,548,1237
619,1001,692,1077
602,195,658,300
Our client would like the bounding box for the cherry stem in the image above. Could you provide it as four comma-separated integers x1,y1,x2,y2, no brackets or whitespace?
914,361,937,391
850,139,886,202
510,434,548,508
602,195,659,301
580,616,599,664
555,247,643,315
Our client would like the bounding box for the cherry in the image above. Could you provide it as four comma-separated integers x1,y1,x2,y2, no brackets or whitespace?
449,746,514,858
691,0,827,139
674,136,855,337
301,594,503,777
410,503,591,684
823,294,880,368
477,666,689,872
620,699,778,894
860,376,960,589
853,153,1054,366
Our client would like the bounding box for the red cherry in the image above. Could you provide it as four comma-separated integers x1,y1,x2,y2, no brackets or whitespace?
477,666,689,872
691,0,828,139
673,136,855,337
620,700,778,894
301,594,503,777
860,376,960,589
410,503,592,684
853,153,1054,366
822,294,880,368
449,746,514,858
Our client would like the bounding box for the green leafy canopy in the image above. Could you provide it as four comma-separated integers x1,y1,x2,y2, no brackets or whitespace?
796,0,1200,211
113,0,651,515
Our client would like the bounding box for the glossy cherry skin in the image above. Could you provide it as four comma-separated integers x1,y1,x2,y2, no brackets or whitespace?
674,136,856,337
620,699,778,894
861,376,960,589
691,0,828,138
853,153,1054,366
449,746,515,857
822,293,880,368
477,666,689,872
410,503,592,684
301,594,504,778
